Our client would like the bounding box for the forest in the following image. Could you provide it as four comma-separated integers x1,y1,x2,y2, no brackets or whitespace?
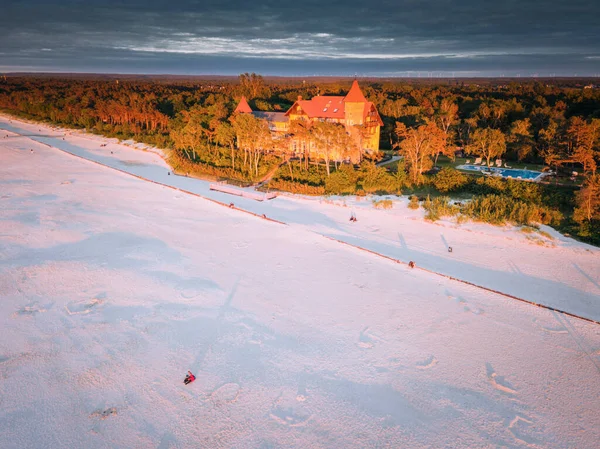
0,74,599,244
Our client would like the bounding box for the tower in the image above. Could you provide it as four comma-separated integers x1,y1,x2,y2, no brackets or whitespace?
234,96,252,114
343,80,367,127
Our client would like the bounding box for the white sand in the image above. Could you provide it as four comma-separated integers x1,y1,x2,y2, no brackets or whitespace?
1,114,598,321
1,116,599,448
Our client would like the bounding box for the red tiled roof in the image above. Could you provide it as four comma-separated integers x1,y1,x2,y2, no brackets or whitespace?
285,96,345,119
283,81,378,123
364,102,384,126
344,80,368,103
234,96,252,113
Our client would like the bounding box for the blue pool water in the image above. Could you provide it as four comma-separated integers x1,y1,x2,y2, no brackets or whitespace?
457,165,543,180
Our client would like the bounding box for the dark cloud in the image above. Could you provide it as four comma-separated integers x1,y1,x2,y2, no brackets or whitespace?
1,0,599,75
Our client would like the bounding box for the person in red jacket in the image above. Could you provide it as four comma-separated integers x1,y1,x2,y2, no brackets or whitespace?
184,371,196,385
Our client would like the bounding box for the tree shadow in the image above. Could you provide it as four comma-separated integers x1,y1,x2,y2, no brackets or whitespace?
440,233,449,250
2,232,221,297
573,262,600,291
157,431,178,449
4,232,181,268
304,370,426,426
398,232,408,250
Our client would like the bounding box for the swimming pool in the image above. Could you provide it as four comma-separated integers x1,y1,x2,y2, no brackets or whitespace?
457,165,544,181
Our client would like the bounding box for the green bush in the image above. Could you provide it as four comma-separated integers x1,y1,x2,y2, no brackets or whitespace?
168,150,250,181
373,199,393,209
408,195,420,209
394,160,410,185
462,195,511,225
325,164,359,194
575,220,600,240
275,162,327,186
267,179,326,195
432,168,469,193
505,179,542,204
422,195,460,221
473,175,506,194
359,162,402,194
461,194,562,226
472,176,543,204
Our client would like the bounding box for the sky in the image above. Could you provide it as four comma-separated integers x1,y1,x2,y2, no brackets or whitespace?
1,0,599,77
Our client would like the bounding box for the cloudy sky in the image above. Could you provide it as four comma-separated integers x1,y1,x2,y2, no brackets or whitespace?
1,0,598,76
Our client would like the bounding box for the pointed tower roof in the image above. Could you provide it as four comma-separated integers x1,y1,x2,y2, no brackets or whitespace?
234,96,252,113
344,80,368,103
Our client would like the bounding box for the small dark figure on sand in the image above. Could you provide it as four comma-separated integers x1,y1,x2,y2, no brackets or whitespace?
184,371,196,385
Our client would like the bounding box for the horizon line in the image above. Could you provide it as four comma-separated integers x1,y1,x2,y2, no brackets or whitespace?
2,71,600,80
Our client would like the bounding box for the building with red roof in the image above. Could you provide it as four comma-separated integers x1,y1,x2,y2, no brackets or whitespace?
233,80,383,162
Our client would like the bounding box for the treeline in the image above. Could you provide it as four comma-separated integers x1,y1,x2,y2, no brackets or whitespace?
0,74,598,243
1,75,599,171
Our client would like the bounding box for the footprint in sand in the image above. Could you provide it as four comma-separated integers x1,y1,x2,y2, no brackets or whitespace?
269,394,312,427
508,415,537,445
13,305,47,317
248,331,265,345
358,326,376,349
178,279,220,299
389,357,403,367
375,357,406,373
270,406,312,427
532,318,568,334
352,281,367,290
296,381,309,402
447,293,484,315
90,407,117,419
416,355,438,370
468,306,484,315
179,288,203,299
540,324,568,334
65,297,104,315
373,357,405,372
358,327,387,349
486,362,517,395
210,383,241,404
232,241,250,249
